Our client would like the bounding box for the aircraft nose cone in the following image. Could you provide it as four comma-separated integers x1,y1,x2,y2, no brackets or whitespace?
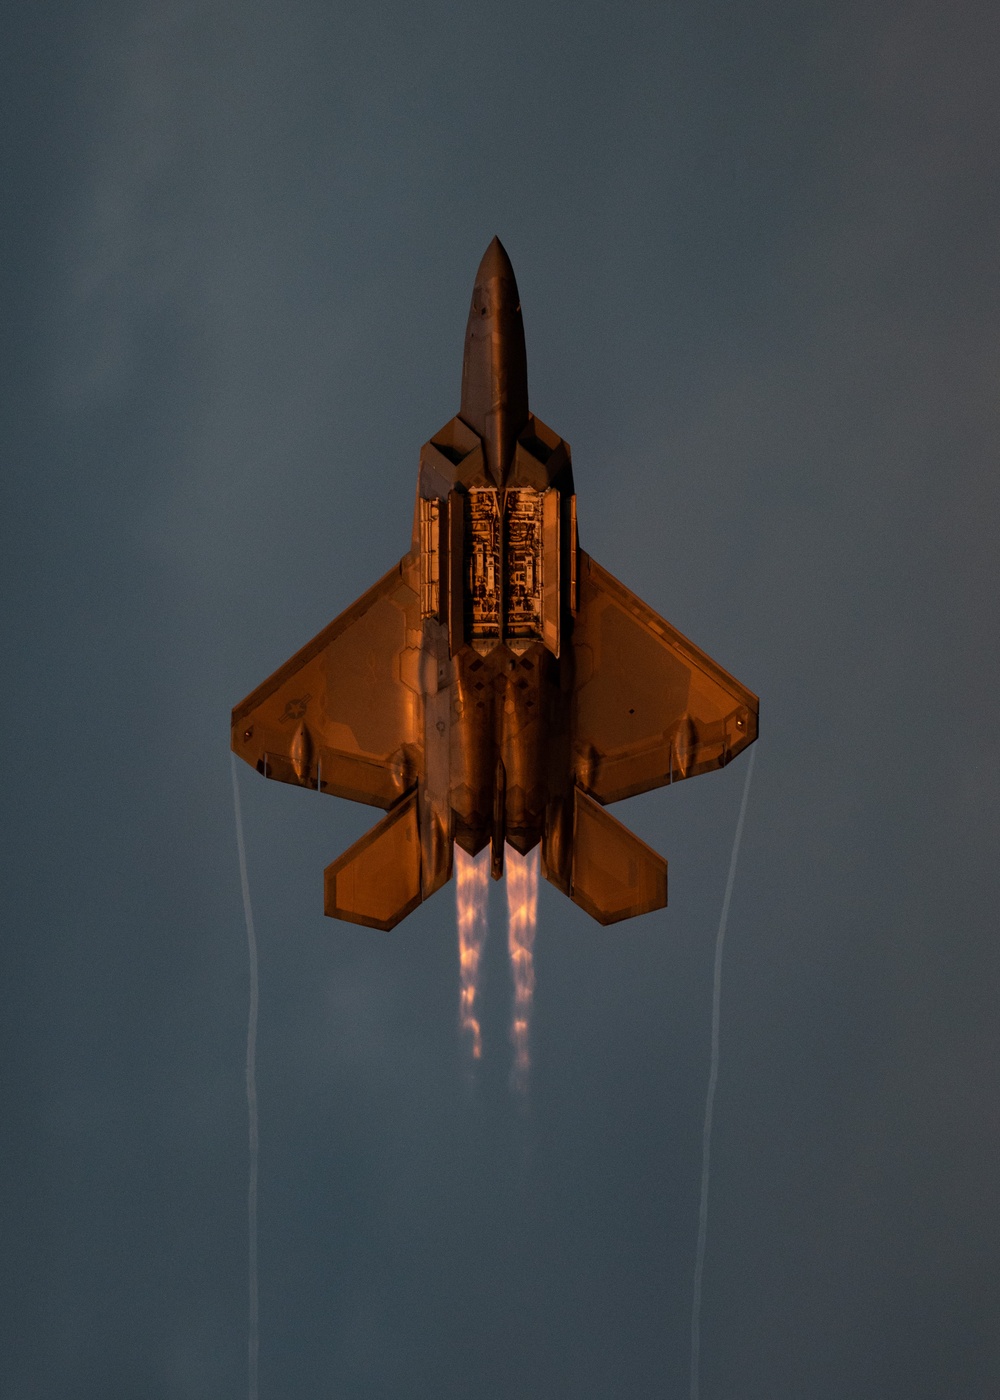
476,235,516,286
460,237,529,485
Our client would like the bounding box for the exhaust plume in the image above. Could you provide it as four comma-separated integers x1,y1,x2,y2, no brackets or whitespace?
455,844,490,1061
506,844,540,1093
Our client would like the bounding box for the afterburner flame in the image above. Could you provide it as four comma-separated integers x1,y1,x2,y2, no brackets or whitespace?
506,844,539,1092
455,844,490,1059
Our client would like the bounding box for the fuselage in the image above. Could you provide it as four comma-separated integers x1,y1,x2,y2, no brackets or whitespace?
412,238,577,881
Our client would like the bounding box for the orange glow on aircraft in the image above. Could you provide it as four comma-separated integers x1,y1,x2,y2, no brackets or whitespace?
231,239,758,928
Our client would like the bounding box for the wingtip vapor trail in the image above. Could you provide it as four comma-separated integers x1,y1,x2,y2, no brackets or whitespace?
689,745,756,1400
230,755,259,1400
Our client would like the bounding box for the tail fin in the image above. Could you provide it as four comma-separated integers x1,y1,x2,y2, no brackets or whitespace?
324,793,423,930
558,788,668,925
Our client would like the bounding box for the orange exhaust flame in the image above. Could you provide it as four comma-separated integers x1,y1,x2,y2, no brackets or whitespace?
455,844,490,1060
506,844,539,1092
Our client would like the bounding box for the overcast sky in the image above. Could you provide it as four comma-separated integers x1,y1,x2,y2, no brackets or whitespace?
3,2,999,1397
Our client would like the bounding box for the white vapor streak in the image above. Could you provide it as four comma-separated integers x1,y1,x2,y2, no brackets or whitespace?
230,755,259,1400
690,746,756,1400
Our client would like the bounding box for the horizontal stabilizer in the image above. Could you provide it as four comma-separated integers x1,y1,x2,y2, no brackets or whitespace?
324,793,422,930
569,788,667,925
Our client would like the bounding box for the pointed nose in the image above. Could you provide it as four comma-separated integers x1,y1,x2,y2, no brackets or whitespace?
476,234,516,284
460,237,529,486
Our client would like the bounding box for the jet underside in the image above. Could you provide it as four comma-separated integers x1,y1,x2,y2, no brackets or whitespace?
231,240,758,927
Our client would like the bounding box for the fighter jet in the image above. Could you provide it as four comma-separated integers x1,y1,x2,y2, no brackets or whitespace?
231,238,758,927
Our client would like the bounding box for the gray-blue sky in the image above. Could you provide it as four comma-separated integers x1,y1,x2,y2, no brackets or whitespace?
2,2,998,1396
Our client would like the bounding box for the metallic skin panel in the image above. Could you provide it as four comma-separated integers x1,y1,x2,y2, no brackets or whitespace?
418,617,454,900
499,643,553,854
567,493,578,615
459,238,529,487
570,788,668,924
324,792,422,930
572,552,759,804
450,648,499,856
232,560,421,810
